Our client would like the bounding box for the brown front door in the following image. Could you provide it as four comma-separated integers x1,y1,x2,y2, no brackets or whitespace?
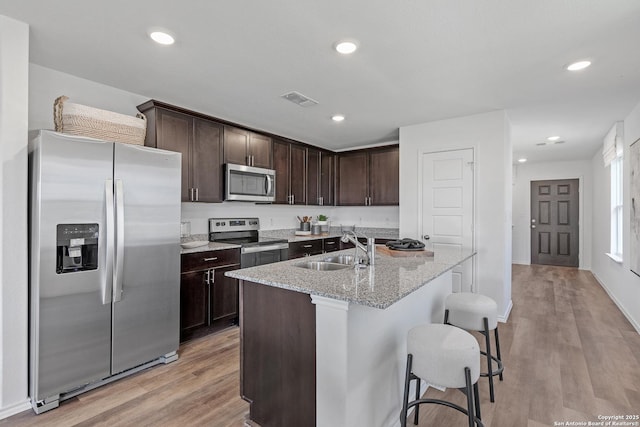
531,179,579,267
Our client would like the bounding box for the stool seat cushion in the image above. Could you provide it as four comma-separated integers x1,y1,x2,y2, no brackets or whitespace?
445,292,498,331
407,324,480,389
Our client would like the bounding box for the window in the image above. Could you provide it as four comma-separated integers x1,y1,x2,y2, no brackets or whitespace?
610,155,623,259
603,122,623,262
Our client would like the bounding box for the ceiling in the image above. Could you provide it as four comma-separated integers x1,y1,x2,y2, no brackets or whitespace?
2,1,640,163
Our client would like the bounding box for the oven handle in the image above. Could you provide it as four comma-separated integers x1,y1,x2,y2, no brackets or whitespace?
241,243,289,254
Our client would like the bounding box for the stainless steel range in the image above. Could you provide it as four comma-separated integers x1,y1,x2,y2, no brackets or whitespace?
208,218,289,268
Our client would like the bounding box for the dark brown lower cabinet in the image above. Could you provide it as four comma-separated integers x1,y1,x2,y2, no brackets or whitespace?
288,239,323,259
180,249,240,342
240,280,316,427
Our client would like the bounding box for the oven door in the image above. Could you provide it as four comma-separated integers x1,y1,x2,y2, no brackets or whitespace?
226,164,276,202
241,244,289,268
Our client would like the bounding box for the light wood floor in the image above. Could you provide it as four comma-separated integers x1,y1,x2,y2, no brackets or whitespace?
4,265,640,426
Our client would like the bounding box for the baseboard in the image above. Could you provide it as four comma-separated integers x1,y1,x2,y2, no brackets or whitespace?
592,271,640,334
0,399,31,420
498,299,513,323
511,260,530,266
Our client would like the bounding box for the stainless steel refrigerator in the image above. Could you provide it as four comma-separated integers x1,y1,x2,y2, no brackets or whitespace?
29,130,181,414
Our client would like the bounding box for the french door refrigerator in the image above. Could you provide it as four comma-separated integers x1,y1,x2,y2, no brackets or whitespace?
29,130,181,414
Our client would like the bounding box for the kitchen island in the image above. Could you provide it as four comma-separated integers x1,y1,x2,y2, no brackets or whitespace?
226,246,474,427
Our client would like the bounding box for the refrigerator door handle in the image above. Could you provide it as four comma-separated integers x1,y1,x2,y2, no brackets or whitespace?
113,179,125,302
103,179,115,305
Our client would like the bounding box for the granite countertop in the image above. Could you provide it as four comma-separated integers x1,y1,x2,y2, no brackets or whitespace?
180,234,240,255
180,227,400,254
226,246,475,309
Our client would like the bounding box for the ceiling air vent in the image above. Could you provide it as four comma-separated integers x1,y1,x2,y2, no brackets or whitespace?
281,91,319,107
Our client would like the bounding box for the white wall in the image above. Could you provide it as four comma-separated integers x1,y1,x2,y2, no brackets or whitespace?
399,110,513,319
182,203,398,235
0,15,30,418
591,100,640,332
512,160,593,269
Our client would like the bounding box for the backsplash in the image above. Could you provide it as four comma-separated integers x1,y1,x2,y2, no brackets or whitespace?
180,202,399,235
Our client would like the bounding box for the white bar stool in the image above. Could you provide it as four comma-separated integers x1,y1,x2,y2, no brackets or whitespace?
400,324,483,427
444,292,504,402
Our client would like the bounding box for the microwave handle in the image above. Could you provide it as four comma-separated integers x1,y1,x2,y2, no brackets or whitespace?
265,175,273,196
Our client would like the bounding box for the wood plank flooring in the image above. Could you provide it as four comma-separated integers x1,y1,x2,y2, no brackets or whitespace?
4,264,640,426
414,265,640,426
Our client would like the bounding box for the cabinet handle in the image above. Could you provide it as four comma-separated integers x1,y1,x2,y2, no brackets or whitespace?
320,196,324,205
189,188,194,201
291,194,295,204
210,268,215,283
369,196,372,205
203,257,218,262
195,188,199,201
365,197,368,206
302,244,313,248
325,241,335,245
204,269,210,285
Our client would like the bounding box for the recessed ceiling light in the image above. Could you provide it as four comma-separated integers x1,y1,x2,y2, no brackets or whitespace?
150,31,175,45
332,114,345,122
334,40,358,55
547,136,560,141
566,60,591,71
518,158,527,163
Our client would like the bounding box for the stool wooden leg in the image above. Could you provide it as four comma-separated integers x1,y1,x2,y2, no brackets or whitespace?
464,367,474,427
483,317,495,402
494,327,503,381
400,354,413,427
444,308,450,324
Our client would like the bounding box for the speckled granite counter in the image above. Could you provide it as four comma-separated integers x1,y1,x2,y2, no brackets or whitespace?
180,234,240,254
226,246,474,309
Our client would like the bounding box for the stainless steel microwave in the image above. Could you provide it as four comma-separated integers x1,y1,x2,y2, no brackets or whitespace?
225,163,276,202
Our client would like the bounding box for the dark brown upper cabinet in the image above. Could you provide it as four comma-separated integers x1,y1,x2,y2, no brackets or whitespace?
307,148,334,206
138,101,223,203
336,145,399,206
273,139,306,205
223,126,273,169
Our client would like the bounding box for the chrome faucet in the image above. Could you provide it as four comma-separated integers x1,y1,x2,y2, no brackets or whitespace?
340,230,376,266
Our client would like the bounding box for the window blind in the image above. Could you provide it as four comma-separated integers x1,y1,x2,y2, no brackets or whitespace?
603,122,624,166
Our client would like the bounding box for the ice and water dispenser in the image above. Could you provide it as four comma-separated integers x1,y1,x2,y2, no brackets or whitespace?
56,224,99,274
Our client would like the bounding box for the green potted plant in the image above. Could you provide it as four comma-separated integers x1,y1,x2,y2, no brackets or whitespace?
317,214,328,225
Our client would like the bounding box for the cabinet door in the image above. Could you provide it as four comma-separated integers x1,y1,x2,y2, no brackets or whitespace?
289,240,323,259
211,266,239,323
249,133,273,169
307,148,320,205
223,126,249,165
320,152,334,206
157,109,191,201
180,271,208,340
336,152,368,205
323,237,340,253
273,140,290,204
290,144,306,205
193,118,224,202
369,147,399,205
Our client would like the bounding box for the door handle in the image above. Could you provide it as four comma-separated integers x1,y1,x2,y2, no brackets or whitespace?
113,179,125,302
103,179,114,305
531,225,536,229
423,235,430,240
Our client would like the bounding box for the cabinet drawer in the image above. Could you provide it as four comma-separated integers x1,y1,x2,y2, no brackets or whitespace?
181,248,240,273
323,237,341,253
288,239,323,259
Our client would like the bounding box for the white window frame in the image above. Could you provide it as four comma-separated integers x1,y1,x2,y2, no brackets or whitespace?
609,155,623,262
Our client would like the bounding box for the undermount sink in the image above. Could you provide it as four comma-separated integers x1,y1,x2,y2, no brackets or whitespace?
323,255,363,265
295,261,352,271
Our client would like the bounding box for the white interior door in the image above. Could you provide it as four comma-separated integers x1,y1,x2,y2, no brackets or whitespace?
421,149,474,292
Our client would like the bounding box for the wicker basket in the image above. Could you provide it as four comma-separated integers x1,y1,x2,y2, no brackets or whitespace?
54,96,146,145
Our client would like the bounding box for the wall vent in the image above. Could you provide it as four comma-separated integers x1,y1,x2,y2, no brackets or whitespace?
281,91,319,107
